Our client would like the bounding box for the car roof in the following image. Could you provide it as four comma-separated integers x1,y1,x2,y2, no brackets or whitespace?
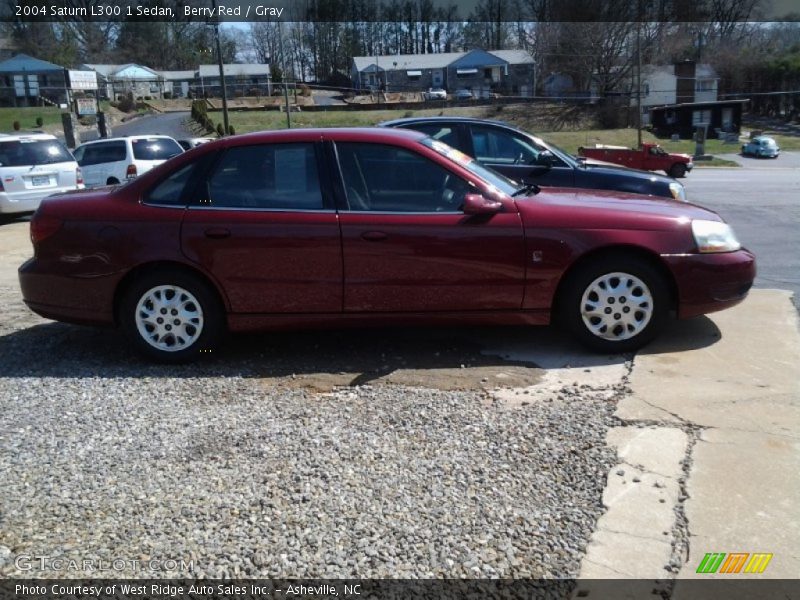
77,135,179,147
212,127,427,147
380,116,513,129
0,132,58,141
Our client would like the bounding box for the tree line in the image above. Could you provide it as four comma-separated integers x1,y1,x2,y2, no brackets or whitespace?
2,0,799,114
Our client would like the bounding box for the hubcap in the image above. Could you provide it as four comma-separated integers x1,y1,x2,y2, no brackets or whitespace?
580,272,653,341
135,285,204,352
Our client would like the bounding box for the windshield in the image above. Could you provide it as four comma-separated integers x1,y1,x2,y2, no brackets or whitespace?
419,137,520,196
132,138,183,160
0,139,74,167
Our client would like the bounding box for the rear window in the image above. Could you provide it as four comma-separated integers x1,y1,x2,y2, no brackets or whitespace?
0,139,74,167
132,138,183,160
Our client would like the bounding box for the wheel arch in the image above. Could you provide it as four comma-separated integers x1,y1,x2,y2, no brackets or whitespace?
551,245,679,321
112,260,229,326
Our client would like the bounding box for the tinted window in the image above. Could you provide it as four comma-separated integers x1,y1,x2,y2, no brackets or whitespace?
404,123,460,148
144,163,196,206
470,125,539,165
0,140,74,167
336,143,468,213
77,142,126,166
132,138,183,160
206,143,323,209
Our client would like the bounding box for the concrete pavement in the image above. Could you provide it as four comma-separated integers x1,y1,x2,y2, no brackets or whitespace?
578,289,800,590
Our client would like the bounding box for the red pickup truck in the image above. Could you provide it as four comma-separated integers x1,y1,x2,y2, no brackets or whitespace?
578,142,694,178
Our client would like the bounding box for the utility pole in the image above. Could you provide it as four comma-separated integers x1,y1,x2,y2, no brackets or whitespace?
280,20,291,128
211,0,230,135
636,5,643,149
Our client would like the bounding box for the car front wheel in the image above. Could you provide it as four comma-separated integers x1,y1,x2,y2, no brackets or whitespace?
120,269,224,362
560,257,669,353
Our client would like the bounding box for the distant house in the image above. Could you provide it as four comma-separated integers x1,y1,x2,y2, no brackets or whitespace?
195,63,271,98
84,63,163,100
351,48,535,97
0,53,69,107
631,61,719,126
157,70,195,98
650,99,748,140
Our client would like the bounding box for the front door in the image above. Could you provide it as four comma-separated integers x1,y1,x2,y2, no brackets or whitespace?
466,124,576,187
333,142,525,313
180,141,343,314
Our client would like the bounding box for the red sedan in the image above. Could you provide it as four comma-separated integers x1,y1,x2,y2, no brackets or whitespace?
19,128,755,362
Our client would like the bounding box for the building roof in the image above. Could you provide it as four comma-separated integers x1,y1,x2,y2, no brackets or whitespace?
352,49,533,73
0,53,64,73
197,63,270,77
157,70,196,80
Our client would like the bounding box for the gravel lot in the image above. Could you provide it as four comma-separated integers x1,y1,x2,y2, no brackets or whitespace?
0,220,623,579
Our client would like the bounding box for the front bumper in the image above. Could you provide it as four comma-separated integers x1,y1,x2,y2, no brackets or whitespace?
662,249,756,319
685,162,694,171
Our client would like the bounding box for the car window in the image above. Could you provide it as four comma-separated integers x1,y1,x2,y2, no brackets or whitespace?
336,142,469,213
144,163,196,206
132,138,183,160
78,142,126,166
469,125,542,165
404,124,460,148
205,143,323,210
0,139,74,167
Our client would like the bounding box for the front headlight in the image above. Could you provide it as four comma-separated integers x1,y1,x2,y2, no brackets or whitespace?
691,219,741,253
669,182,687,201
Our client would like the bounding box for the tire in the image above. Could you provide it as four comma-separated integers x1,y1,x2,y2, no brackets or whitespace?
559,256,669,353
107,177,120,185
669,163,687,178
120,269,224,362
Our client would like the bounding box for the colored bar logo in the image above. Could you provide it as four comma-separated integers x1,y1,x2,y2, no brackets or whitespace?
696,552,773,574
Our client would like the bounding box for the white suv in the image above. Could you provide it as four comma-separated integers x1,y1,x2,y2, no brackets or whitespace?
0,133,83,215
73,135,183,188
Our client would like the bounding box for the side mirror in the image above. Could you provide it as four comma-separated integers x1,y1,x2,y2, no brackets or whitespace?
536,150,555,167
463,193,502,215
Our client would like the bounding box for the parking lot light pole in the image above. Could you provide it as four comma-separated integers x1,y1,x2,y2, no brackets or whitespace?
211,0,230,135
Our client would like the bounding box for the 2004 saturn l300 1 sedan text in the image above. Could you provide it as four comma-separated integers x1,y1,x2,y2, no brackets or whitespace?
19,128,755,362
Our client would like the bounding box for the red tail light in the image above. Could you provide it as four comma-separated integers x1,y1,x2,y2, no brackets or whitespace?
30,214,63,245
76,167,84,186
126,164,138,179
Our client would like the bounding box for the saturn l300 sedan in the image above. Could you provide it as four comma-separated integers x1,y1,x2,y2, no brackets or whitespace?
19,128,755,362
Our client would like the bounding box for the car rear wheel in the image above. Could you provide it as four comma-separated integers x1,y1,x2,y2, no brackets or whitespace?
669,163,686,178
120,269,224,362
560,257,669,353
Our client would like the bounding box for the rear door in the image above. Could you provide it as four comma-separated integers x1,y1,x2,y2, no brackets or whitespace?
180,141,343,314
75,141,127,186
333,141,525,313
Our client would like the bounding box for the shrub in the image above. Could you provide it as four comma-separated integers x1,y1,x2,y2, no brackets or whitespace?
216,122,225,136
35,117,44,127
403,111,414,118
163,92,173,99
13,120,20,131
117,93,135,112
228,125,235,135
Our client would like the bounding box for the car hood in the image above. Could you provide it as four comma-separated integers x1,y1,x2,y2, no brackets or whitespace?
515,187,721,229
577,158,678,182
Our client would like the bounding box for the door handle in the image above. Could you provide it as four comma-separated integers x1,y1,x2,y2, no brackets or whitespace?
361,231,388,242
204,227,231,239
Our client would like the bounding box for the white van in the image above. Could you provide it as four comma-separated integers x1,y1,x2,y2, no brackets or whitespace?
0,133,84,215
73,136,183,188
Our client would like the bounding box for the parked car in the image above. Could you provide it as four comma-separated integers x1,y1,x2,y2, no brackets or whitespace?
454,89,473,100
423,88,447,101
20,128,754,362
178,137,215,151
0,133,83,216
380,117,687,201
741,136,780,158
73,136,183,188
578,142,693,178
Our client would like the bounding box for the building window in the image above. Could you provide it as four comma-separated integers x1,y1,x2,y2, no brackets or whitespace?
692,109,711,125
406,70,422,80
696,79,714,92
456,68,478,78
